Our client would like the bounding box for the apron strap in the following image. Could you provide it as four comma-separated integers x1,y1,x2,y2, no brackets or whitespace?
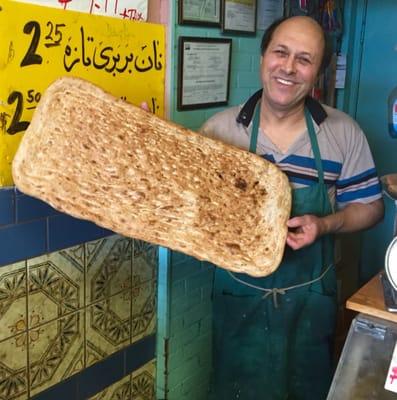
249,102,261,153
304,107,324,185
243,104,332,300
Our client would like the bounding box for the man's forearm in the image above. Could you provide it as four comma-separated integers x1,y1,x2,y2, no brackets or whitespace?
320,199,384,236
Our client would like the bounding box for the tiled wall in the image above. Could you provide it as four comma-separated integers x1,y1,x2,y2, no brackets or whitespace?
0,189,111,266
0,233,157,399
1,3,267,399
89,360,156,399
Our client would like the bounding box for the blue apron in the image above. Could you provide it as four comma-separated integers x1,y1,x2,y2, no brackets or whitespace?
210,105,337,400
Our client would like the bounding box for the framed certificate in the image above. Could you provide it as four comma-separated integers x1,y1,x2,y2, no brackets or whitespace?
177,37,232,111
178,0,221,26
222,0,257,34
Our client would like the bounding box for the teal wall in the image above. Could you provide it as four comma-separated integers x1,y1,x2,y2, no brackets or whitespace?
156,2,266,398
170,18,262,129
337,0,396,284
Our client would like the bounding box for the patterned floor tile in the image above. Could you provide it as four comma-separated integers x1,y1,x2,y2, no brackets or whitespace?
131,281,156,344
131,360,156,400
86,290,131,367
0,261,27,343
27,245,85,328
28,310,84,397
88,374,131,400
0,331,29,400
86,235,132,306
132,241,157,288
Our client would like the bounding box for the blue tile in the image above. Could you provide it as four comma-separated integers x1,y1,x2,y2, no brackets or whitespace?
30,376,77,400
16,194,59,222
48,214,110,252
77,349,124,399
125,334,156,374
0,220,47,266
30,335,155,400
102,228,116,236
0,188,15,226
14,188,25,196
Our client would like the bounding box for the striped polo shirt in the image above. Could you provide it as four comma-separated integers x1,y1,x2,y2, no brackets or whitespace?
200,92,382,210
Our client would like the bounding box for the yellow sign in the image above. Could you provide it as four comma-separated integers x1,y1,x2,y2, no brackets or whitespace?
0,0,165,186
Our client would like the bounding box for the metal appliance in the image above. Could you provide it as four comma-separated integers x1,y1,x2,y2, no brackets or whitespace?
381,174,397,311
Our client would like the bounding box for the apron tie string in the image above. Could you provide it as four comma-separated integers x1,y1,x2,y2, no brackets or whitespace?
227,263,334,308
262,288,286,308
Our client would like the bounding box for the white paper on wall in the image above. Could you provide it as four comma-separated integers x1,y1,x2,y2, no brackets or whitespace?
256,0,283,31
335,53,347,89
15,0,148,21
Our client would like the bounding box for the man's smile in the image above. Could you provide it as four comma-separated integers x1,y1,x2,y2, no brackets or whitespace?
275,77,296,86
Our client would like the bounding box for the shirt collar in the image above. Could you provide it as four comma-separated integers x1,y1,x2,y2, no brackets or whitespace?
236,89,328,127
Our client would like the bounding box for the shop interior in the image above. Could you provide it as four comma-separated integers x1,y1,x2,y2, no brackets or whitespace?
0,0,397,399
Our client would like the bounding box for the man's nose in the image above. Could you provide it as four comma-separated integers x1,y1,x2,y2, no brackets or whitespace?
282,56,296,74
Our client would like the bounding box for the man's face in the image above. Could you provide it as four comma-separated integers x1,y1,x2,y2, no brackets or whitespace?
260,18,324,112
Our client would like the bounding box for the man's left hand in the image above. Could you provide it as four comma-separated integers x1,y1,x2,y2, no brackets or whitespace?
285,199,385,250
286,215,325,250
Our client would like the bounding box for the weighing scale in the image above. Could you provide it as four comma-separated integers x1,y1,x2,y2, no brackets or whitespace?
381,174,397,311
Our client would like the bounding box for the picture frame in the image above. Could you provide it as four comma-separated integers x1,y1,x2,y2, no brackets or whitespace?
178,0,221,26
177,37,232,111
222,0,257,34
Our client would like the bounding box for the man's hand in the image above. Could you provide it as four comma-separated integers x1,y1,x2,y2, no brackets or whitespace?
285,199,384,251
140,102,150,112
286,215,325,250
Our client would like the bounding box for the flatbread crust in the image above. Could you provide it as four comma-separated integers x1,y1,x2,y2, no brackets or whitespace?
12,77,291,277
381,174,397,199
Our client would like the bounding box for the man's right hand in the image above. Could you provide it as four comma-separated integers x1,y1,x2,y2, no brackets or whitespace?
140,102,150,112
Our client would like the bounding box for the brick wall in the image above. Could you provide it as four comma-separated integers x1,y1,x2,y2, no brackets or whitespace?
166,253,213,399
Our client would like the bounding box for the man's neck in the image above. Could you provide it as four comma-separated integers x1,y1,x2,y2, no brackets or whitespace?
258,98,308,153
259,98,306,128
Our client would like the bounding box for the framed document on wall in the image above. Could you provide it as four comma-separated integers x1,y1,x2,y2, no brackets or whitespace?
222,0,257,34
177,37,232,111
178,0,221,26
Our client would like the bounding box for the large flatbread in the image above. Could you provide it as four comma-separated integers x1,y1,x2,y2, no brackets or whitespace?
12,77,291,277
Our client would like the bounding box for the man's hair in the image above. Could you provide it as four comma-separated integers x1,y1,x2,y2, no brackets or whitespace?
260,17,332,73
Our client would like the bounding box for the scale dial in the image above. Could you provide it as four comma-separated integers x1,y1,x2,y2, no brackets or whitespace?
386,236,397,291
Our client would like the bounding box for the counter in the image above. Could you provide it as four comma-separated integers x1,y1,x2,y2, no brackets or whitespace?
327,272,397,399
346,272,397,323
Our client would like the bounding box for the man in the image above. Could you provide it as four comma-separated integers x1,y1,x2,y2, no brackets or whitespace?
201,16,384,399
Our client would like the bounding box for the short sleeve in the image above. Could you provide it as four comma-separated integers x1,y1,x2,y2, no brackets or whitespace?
335,122,382,208
198,106,251,150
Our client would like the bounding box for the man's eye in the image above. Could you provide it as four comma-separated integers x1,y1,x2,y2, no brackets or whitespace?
298,58,311,65
275,50,287,56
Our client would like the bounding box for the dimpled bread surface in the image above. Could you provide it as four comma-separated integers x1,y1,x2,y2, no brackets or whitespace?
12,77,291,277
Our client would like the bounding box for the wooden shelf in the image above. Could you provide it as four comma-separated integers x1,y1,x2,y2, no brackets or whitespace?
346,272,397,323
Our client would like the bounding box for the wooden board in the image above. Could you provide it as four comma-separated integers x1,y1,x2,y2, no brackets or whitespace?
346,272,397,323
